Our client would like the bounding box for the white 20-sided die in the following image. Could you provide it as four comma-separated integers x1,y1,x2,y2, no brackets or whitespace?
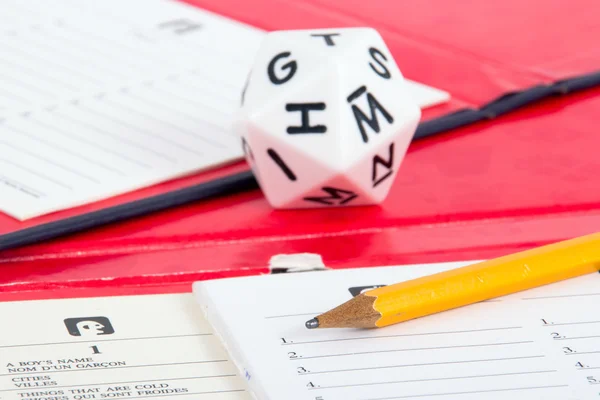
235,27,421,208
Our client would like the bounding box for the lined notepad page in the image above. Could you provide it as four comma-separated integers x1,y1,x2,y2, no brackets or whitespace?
0,293,252,400
194,262,600,400
0,0,263,220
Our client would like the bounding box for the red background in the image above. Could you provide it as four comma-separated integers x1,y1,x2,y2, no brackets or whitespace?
1,0,599,300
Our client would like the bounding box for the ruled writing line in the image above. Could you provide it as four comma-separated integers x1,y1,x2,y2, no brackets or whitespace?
0,55,80,92
0,136,105,182
144,83,236,134
99,94,206,145
19,118,123,176
146,82,219,108
38,24,156,75
0,158,72,190
145,82,230,117
14,28,129,80
0,33,105,85
68,15,243,67
106,94,226,148
54,109,173,163
122,90,229,147
290,341,534,360
301,355,545,375
0,333,212,349
265,312,321,319
134,390,246,399
0,374,237,392
282,326,523,345
136,81,231,124
55,19,170,66
554,334,600,341
0,360,228,377
362,384,569,400
191,68,239,90
0,86,30,105
78,102,204,157
0,174,44,198
56,1,143,28
169,75,237,103
540,320,600,327
523,293,600,300
310,370,557,390
0,71,55,99
565,350,600,356
33,28,136,79
32,115,149,169
55,0,251,65
3,0,45,20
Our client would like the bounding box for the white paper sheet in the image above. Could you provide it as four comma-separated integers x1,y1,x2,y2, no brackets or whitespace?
194,261,600,400
0,293,252,400
0,0,449,220
0,0,261,220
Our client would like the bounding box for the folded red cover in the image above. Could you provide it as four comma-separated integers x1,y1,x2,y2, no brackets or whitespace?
1,0,600,295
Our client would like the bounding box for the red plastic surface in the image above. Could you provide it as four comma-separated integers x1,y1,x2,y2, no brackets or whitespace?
1,0,600,297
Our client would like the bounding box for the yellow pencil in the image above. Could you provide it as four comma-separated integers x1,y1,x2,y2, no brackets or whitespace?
305,232,600,329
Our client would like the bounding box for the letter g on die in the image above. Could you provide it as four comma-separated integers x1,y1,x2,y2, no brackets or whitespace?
268,52,298,84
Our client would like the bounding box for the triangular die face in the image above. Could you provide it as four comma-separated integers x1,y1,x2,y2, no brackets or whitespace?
296,27,378,56
340,76,420,160
240,121,338,208
345,131,414,204
337,28,405,83
242,30,340,113
282,174,376,209
245,64,347,171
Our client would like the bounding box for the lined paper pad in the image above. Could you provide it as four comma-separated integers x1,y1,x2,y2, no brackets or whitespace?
0,293,251,400
0,0,449,221
0,0,263,220
194,262,600,400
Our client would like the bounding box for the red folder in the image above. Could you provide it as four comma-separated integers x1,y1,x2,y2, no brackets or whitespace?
1,0,600,296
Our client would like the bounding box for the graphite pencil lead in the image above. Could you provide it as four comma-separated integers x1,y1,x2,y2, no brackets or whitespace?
305,318,319,329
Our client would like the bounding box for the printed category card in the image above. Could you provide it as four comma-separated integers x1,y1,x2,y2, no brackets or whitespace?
0,0,449,221
0,293,252,400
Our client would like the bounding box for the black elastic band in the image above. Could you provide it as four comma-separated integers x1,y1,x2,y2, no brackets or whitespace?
0,171,258,252
414,71,600,140
1,70,599,252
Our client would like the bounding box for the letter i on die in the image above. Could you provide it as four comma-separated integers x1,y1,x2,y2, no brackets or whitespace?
235,28,421,208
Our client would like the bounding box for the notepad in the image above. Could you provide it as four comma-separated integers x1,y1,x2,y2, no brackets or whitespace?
193,261,600,400
0,0,449,221
0,293,252,400
0,0,263,220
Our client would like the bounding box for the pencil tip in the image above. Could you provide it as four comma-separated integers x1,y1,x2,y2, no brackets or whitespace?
305,318,319,329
